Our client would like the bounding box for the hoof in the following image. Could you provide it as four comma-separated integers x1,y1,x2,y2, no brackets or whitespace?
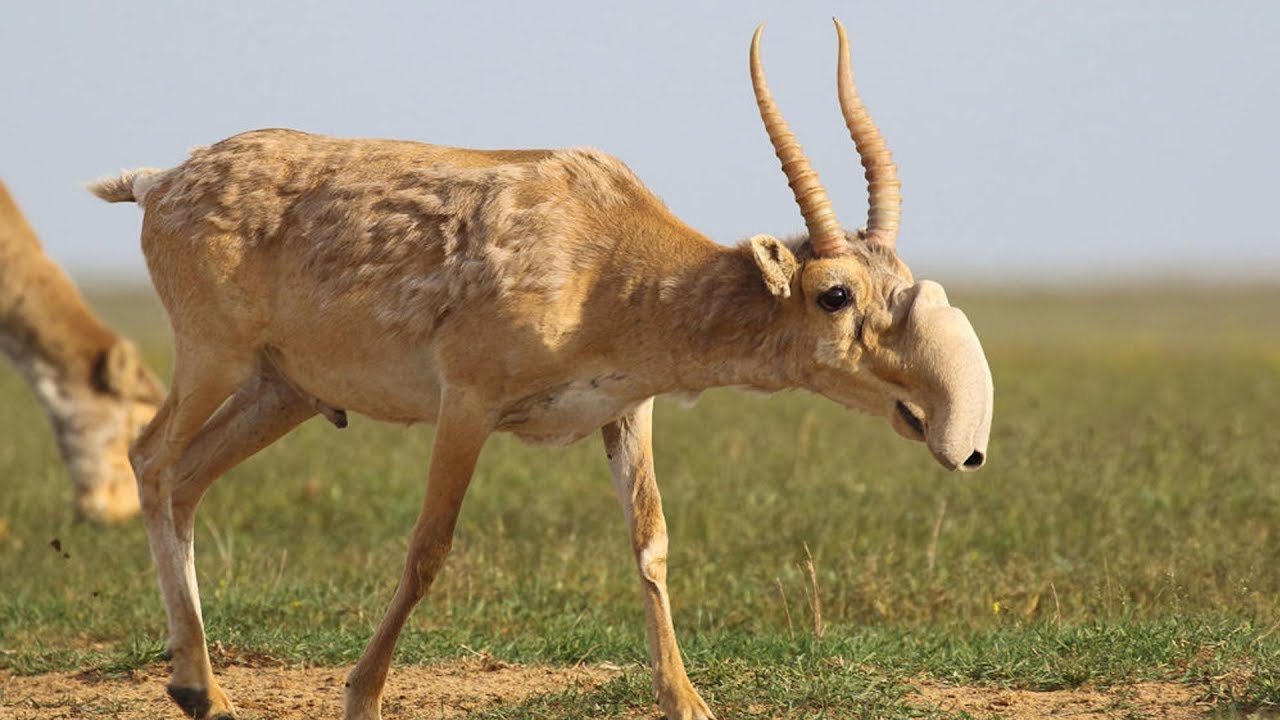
167,684,209,718
167,684,235,719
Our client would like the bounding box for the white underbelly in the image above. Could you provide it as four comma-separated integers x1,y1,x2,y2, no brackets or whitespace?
497,373,643,446
269,336,644,440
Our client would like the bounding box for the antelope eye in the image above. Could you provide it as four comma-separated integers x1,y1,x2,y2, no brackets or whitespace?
817,286,852,312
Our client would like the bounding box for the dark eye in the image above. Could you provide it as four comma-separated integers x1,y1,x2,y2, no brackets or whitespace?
817,286,852,313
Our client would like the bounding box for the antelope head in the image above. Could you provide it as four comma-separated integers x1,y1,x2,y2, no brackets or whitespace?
749,20,992,471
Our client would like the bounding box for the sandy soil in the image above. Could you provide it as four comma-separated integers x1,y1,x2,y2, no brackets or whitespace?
908,678,1210,719
1,661,1223,719
0,659,619,719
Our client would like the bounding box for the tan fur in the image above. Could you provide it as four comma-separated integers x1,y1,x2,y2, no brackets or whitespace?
748,234,799,298
0,181,164,522
91,33,992,720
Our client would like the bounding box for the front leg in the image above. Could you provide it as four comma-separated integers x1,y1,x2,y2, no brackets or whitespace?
602,399,714,720
344,387,491,720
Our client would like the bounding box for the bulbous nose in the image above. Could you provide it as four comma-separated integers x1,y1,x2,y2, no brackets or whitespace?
900,288,993,476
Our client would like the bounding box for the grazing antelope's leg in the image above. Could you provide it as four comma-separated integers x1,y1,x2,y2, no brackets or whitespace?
603,399,714,720
131,343,259,719
344,387,491,720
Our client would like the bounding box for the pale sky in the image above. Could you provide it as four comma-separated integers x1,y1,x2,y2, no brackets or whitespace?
2,2,1277,284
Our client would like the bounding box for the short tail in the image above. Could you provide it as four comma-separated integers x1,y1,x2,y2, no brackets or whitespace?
86,168,167,206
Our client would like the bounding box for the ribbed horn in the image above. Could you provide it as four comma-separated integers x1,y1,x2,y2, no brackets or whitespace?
751,24,848,257
835,18,901,249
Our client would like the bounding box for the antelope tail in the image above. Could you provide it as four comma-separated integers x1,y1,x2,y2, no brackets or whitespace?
86,168,166,206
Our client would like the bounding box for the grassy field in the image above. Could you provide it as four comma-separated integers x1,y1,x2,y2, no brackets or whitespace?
1,285,1278,718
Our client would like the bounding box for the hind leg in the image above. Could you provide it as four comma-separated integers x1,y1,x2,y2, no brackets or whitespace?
168,356,318,626
132,342,258,719
159,355,318,718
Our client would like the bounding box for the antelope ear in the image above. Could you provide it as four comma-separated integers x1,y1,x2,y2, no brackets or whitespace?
96,340,140,398
96,339,165,403
748,234,798,298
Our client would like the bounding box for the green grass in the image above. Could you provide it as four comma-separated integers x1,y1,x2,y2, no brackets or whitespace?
2,285,1278,717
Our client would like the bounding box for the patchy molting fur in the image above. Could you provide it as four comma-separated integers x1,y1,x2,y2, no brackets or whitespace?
139,131,641,340
111,129,825,428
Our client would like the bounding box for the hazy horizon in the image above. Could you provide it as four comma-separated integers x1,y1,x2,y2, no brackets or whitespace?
3,2,1277,285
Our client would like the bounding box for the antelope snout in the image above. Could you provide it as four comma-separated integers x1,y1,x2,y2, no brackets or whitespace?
898,286,994,475
931,435,988,474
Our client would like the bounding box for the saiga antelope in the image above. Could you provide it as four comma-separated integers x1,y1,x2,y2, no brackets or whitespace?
90,20,992,720
0,180,163,522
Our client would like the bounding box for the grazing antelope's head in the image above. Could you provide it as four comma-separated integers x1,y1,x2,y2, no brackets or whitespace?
0,180,164,522
749,20,992,471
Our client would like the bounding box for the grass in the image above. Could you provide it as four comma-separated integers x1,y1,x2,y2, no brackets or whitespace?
1,284,1278,717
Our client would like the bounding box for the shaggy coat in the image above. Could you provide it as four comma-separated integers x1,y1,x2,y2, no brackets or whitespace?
89,21,992,720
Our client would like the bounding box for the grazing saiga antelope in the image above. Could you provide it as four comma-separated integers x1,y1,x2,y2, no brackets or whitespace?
90,20,992,720
0,180,164,522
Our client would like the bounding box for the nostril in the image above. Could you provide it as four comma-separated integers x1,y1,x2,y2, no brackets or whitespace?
895,401,925,438
963,450,985,469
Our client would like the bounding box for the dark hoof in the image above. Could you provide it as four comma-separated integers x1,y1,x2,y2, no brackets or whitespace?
167,684,216,719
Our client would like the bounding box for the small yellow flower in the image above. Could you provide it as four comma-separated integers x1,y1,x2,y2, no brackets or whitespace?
993,601,1001,614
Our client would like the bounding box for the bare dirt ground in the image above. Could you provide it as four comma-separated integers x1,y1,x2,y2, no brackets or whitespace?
0,662,1223,719
0,660,619,719
908,678,1210,719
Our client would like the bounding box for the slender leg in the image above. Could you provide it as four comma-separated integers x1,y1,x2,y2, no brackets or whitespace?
168,358,318,653
133,363,248,717
131,347,287,720
602,399,714,720
343,387,491,720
